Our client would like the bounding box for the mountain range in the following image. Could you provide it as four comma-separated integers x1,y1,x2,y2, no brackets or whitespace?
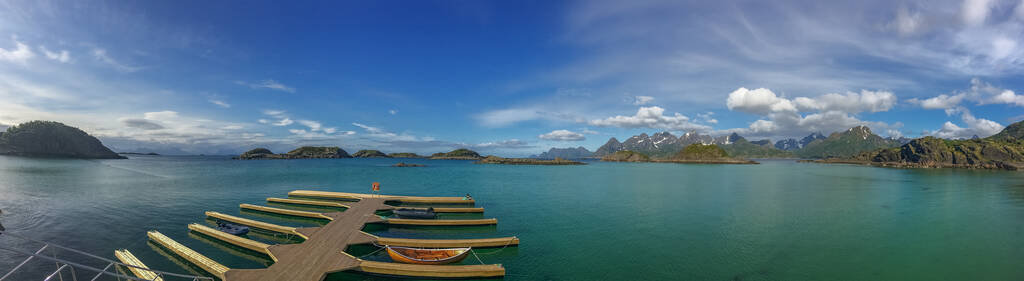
532,147,593,159
588,126,906,160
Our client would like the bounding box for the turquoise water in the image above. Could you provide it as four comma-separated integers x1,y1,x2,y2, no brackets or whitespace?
1,155,1023,280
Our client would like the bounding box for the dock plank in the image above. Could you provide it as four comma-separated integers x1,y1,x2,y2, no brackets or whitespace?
114,249,163,281
148,231,229,280
289,190,475,204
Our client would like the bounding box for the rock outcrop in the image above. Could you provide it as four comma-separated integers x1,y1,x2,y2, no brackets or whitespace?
429,148,483,160
0,121,124,159
352,150,390,158
235,146,352,159
600,150,651,162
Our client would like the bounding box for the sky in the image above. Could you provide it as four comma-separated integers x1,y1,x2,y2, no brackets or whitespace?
0,0,1023,156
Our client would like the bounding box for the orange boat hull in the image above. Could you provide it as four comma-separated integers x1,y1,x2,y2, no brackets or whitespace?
386,246,470,265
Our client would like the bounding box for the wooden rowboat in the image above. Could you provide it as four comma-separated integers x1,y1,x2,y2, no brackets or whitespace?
386,246,471,265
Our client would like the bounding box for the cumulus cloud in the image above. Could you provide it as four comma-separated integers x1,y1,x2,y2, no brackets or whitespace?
726,88,797,115
792,90,897,113
909,78,1024,109
725,87,900,138
589,106,711,131
538,129,586,141
0,38,34,63
925,108,1003,138
237,79,295,93
633,96,654,105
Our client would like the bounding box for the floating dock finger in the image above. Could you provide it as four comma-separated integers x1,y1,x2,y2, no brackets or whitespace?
384,217,497,226
397,206,485,213
240,204,334,220
114,249,163,281
356,260,505,278
205,211,309,239
362,232,519,248
289,190,475,204
267,198,350,209
188,223,272,257
147,230,229,280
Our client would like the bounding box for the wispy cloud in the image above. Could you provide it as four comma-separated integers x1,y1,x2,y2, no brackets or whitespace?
38,45,70,63
236,79,296,93
0,37,34,64
92,48,142,72
208,99,230,108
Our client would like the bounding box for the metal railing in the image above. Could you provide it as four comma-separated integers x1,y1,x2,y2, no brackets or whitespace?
0,230,214,281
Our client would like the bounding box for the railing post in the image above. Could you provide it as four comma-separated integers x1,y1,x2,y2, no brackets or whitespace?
0,244,49,280
89,262,114,281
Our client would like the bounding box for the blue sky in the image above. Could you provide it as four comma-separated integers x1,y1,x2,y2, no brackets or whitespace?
0,0,1022,156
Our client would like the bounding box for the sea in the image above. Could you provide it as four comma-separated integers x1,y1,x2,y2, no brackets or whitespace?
0,155,1022,280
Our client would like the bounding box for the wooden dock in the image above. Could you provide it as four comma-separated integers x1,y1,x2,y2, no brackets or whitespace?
289,190,475,204
147,231,229,279
114,249,163,281
134,190,514,280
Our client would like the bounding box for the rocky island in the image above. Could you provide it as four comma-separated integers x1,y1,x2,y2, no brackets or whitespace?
392,162,426,167
656,144,758,164
600,150,651,162
388,152,425,158
429,148,483,160
808,120,1024,170
352,150,390,158
475,156,585,165
235,146,352,160
0,121,125,159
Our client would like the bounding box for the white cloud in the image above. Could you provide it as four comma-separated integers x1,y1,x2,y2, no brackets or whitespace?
259,110,293,126
913,94,966,109
538,129,586,141
589,106,711,131
352,122,385,134
726,88,796,115
323,127,337,134
581,128,600,135
389,109,397,115
0,38,34,64
208,99,230,108
633,95,654,105
962,0,995,26
272,118,293,126
39,46,70,63
910,79,1024,109
889,7,924,36
297,119,322,131
925,108,1003,138
237,79,295,93
724,87,900,138
792,90,897,113
92,48,142,72
143,111,179,121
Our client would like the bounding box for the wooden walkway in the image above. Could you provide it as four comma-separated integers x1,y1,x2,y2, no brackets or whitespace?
133,190,512,281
